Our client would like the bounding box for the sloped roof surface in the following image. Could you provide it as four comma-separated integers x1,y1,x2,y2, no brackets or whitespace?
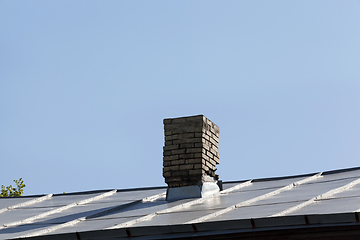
2,167,360,239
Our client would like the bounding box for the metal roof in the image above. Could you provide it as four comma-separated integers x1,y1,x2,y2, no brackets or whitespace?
2,167,360,239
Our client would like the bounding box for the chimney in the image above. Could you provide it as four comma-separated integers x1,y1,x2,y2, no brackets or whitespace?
163,115,220,200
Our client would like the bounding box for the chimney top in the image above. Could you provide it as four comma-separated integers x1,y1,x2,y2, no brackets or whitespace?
163,115,220,200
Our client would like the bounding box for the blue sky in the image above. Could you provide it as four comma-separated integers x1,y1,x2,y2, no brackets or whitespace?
1,1,360,195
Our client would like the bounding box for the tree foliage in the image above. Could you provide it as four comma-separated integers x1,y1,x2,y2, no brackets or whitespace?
0,178,26,197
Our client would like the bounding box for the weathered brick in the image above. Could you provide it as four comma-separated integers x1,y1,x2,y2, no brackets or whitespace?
209,147,217,156
163,119,172,124
186,158,203,164
172,170,189,176
206,151,213,159
163,166,171,172
165,131,172,136
165,136,173,141
209,158,217,167
164,140,173,146
179,153,194,159
180,164,194,170
184,138,202,143
172,149,186,155
194,153,202,158
194,142,202,148
164,123,180,130
180,143,194,149
172,118,187,123
165,176,181,183
169,165,179,171
214,156,220,164
182,133,195,138
163,172,171,177
194,132,202,138
163,161,171,167
163,150,171,156
204,134,210,141
189,169,204,175
209,137,218,146
171,159,185,165
173,139,186,145
211,144,218,152
194,164,202,169
164,145,179,151
163,155,179,161
186,148,202,154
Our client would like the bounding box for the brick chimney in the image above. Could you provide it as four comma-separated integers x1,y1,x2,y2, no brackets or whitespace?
163,115,220,200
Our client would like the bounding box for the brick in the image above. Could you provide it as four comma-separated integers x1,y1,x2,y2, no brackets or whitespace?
172,170,189,176
205,161,216,170
163,119,172,124
171,160,185,165
209,147,217,156
184,138,202,143
173,139,186,145
165,177,181,183
164,141,173,146
163,150,171,156
194,142,202,148
202,154,209,161
214,156,220,164
163,155,179,161
211,144,218,152
164,131,172,136
194,153,202,158
165,136,173,141
186,158,203,164
194,132,202,138
163,145,179,151
169,165,179,171
186,148,202,154
179,153,194,159
189,169,204,175
163,166,171,172
163,172,171,177
180,164,194,170
182,133,195,138
204,134,210,141
209,137,218,146
209,158,217,167
206,151,213,159
194,164,202,169
163,161,170,167
180,143,194,149
203,143,210,151
171,134,180,140
172,149,186,155
172,118,187,123
164,123,180,130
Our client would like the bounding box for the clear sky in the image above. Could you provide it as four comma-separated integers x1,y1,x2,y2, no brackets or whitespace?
1,1,360,196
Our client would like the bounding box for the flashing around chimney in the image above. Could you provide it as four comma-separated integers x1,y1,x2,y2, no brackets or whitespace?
163,115,220,201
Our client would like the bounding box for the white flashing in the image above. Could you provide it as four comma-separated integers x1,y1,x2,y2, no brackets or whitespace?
1,190,117,229
17,191,166,238
271,177,360,217
0,194,53,214
187,173,322,224
17,217,86,239
106,180,253,229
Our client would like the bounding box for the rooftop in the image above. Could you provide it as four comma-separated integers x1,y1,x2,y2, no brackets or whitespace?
2,166,360,239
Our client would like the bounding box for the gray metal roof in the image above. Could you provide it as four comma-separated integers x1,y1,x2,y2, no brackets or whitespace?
2,167,360,239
